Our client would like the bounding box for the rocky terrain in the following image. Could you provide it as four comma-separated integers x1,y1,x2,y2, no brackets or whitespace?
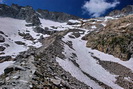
85,15,133,61
108,5,133,17
0,4,133,89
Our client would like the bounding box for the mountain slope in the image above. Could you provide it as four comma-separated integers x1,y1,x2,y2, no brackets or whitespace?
86,15,133,61
0,4,133,89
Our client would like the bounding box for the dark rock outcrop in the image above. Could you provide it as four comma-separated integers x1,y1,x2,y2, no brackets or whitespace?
18,32,34,41
0,56,12,63
4,65,26,75
15,41,26,45
0,35,5,42
0,4,18,18
0,46,5,51
34,26,57,35
0,4,40,26
16,5,41,25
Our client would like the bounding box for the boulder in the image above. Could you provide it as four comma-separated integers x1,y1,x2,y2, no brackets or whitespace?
15,41,25,45
0,31,4,35
18,32,34,41
4,65,26,75
34,26,45,34
0,56,12,63
0,35,5,42
34,27,57,35
50,78,61,85
0,46,5,51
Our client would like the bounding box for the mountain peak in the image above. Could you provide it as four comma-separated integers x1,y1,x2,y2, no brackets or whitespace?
0,3,133,89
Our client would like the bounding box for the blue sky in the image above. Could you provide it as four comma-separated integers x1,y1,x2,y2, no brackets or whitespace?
1,0,133,18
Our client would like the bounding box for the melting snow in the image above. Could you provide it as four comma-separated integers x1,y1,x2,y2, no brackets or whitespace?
91,50,133,71
56,57,103,89
40,18,74,31
91,25,97,29
56,29,124,89
68,20,81,23
0,17,43,57
0,61,14,75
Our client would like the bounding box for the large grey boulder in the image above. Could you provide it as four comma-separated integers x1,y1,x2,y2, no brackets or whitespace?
4,65,26,75
0,56,12,63
18,32,34,41
34,27,57,35
15,41,25,45
0,46,5,51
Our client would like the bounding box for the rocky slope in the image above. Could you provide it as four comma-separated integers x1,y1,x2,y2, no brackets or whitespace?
0,4,133,89
85,15,133,61
108,5,133,17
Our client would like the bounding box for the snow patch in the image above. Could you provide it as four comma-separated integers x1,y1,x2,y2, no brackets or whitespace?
56,57,103,89
91,25,97,29
68,20,81,24
0,17,43,57
90,49,133,71
0,61,14,75
40,18,74,31
56,31,123,89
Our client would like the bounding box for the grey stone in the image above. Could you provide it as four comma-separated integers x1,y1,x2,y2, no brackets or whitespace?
15,41,25,45
34,26,57,35
0,35,5,42
34,26,45,34
4,65,26,75
0,46,5,51
18,32,34,41
0,56,12,63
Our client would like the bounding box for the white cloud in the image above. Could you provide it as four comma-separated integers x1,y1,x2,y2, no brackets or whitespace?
82,0,120,17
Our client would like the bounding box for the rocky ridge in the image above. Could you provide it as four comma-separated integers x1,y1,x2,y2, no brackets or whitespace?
37,9,79,22
0,4,79,26
108,5,133,17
